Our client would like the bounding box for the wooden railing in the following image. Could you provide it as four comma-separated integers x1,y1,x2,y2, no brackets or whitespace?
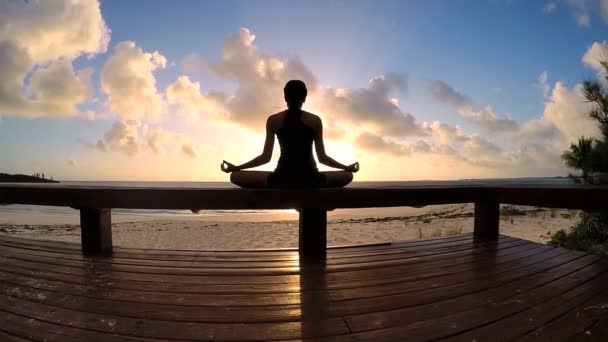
1,183,608,259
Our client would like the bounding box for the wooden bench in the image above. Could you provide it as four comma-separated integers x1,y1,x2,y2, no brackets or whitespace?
1,184,608,259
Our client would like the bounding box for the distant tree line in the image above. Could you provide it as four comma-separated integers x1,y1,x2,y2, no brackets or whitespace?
0,172,58,183
31,172,53,181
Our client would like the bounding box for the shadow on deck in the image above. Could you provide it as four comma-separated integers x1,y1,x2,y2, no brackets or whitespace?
0,233,607,341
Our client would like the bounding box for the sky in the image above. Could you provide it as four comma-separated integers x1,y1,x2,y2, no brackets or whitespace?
1,0,608,181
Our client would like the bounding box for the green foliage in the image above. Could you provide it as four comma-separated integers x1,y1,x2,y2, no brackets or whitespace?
550,58,608,254
548,212,608,256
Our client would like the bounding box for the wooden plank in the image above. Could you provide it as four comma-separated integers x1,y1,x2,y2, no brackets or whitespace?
0,184,485,210
0,308,166,342
80,208,112,255
343,251,595,333
0,233,482,265
344,255,606,340
3,183,608,211
0,230,477,260
518,283,608,342
443,272,608,341
0,238,526,280
0,295,350,341
330,246,570,302
474,200,499,240
299,209,327,260
333,249,587,317
0,238,526,282
0,243,534,302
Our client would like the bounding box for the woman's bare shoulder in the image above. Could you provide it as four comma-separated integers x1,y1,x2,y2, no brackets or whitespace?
267,111,287,129
302,111,322,127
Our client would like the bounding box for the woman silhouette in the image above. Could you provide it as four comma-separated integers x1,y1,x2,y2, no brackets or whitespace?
221,80,359,188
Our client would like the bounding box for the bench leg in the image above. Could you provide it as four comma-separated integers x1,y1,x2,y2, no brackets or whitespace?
474,201,499,240
80,208,112,255
299,209,327,260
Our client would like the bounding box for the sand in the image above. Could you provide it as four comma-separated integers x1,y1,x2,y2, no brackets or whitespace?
0,204,580,250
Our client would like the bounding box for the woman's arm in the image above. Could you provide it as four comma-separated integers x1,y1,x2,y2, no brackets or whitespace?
314,118,359,172
221,118,274,173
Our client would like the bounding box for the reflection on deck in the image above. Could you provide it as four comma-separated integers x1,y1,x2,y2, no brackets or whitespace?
0,233,607,341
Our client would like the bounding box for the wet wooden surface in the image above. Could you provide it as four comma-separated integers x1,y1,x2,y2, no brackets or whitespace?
0,233,607,341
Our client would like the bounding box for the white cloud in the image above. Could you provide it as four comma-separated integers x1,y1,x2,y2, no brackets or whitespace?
537,71,550,98
95,121,140,156
538,82,600,143
0,0,107,118
318,74,423,137
566,0,591,26
196,28,318,128
543,2,557,13
0,0,109,62
166,75,223,120
428,80,519,132
428,80,471,109
101,41,167,122
144,127,169,154
582,41,608,73
181,143,198,158
355,132,411,156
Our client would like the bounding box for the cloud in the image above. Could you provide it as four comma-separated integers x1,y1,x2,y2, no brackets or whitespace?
180,53,207,75
428,80,519,132
144,127,169,154
68,159,77,167
181,143,198,158
195,28,318,128
101,41,167,122
318,74,423,136
0,0,109,62
166,75,223,120
543,2,557,13
355,132,411,156
537,71,550,98
582,41,608,73
95,121,140,156
0,0,108,118
508,81,599,173
566,0,591,27
180,28,421,138
537,81,600,143
428,80,471,109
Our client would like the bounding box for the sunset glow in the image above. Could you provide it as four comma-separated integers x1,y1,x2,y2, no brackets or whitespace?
1,0,607,181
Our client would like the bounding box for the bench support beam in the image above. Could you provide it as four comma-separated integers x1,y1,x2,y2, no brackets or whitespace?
80,208,112,255
474,201,499,240
299,208,327,260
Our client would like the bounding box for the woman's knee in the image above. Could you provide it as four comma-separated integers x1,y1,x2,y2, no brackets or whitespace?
322,171,353,187
230,171,271,188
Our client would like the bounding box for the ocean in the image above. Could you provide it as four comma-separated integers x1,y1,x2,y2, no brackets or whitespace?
0,177,575,224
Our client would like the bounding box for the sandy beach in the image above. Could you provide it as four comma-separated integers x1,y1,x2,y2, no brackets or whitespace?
0,204,579,250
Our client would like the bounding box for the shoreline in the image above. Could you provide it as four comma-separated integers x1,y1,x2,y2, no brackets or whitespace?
0,204,579,250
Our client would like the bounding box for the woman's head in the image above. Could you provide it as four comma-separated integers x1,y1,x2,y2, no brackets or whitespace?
284,80,307,109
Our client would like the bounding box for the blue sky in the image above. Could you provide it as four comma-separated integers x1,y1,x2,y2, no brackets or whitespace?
1,0,608,180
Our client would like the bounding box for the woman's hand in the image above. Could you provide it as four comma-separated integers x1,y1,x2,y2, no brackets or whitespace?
345,162,360,173
221,160,239,173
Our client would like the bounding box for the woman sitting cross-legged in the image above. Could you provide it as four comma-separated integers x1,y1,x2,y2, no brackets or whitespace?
221,80,359,188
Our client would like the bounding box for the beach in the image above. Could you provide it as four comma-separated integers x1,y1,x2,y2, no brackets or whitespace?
0,203,579,250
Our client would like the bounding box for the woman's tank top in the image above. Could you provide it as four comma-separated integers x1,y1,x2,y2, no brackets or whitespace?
271,110,323,186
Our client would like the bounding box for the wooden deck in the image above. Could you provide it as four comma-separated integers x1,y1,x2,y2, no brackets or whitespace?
0,233,607,341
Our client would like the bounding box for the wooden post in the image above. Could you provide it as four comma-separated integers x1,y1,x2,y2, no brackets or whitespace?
299,209,327,260
80,208,112,255
474,201,499,240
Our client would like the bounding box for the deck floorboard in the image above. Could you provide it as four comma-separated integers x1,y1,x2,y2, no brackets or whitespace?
0,233,606,341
